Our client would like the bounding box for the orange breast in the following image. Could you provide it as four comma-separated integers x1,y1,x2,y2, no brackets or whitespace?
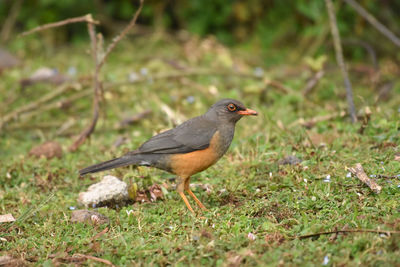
170,131,222,178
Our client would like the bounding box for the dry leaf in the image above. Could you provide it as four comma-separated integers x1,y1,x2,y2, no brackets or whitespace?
29,141,63,159
148,184,164,202
0,213,16,223
135,190,150,203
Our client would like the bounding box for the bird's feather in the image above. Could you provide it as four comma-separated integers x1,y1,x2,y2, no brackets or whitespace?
136,116,217,154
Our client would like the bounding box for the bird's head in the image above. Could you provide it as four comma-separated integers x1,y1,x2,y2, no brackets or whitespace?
206,98,258,123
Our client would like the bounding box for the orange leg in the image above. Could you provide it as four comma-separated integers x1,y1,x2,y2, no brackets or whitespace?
176,177,195,214
186,189,208,210
179,192,195,214
184,178,208,210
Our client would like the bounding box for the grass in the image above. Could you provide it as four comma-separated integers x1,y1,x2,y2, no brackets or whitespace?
1,35,400,266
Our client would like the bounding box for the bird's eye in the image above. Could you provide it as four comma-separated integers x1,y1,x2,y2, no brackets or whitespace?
227,103,236,111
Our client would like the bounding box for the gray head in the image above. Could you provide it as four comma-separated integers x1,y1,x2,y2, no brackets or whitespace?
205,98,258,123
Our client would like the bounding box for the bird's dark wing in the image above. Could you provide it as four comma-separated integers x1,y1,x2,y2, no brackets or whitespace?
136,116,217,154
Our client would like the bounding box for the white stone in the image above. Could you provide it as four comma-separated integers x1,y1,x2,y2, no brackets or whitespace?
78,175,129,207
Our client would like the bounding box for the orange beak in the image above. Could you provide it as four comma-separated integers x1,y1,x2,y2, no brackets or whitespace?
237,108,258,116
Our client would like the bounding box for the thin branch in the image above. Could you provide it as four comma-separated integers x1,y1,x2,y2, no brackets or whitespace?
69,20,100,151
342,39,378,71
298,228,400,239
69,1,144,151
19,14,99,37
343,0,400,48
19,89,92,122
325,0,357,123
302,70,325,96
98,0,144,69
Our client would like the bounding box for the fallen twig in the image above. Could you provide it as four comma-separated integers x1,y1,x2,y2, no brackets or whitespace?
348,163,382,193
288,111,346,128
19,14,99,37
302,70,325,96
91,227,109,241
69,17,101,151
343,0,400,48
19,89,92,122
325,0,357,123
73,254,115,266
117,109,152,129
298,228,400,239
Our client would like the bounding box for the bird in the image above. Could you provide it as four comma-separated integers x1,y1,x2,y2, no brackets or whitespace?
79,99,257,213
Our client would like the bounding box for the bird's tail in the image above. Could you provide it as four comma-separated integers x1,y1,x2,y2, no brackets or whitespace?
79,155,138,176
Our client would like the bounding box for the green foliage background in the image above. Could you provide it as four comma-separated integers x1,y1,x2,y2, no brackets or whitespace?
1,0,399,50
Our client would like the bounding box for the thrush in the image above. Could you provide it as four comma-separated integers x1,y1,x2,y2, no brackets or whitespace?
79,99,257,213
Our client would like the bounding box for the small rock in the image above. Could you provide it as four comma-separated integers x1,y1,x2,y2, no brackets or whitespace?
323,175,331,183
20,67,69,87
186,96,195,104
140,68,148,76
67,66,77,77
0,48,20,70
322,255,329,265
29,141,63,159
70,209,109,225
278,155,302,165
128,71,140,82
247,232,256,241
253,67,264,77
78,175,129,207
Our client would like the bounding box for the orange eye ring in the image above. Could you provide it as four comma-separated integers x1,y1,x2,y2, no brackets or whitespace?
227,103,236,111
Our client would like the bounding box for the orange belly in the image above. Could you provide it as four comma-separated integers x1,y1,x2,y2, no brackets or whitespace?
170,131,222,178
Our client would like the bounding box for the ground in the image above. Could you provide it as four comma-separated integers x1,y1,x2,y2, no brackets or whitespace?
1,35,400,266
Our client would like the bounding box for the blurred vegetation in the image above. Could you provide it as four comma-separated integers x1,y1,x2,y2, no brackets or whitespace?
1,0,400,58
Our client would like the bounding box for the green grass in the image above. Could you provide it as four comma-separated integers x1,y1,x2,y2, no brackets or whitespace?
1,35,400,266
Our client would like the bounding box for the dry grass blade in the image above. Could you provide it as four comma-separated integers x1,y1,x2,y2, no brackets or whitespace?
73,254,116,266
348,163,382,193
298,228,400,239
